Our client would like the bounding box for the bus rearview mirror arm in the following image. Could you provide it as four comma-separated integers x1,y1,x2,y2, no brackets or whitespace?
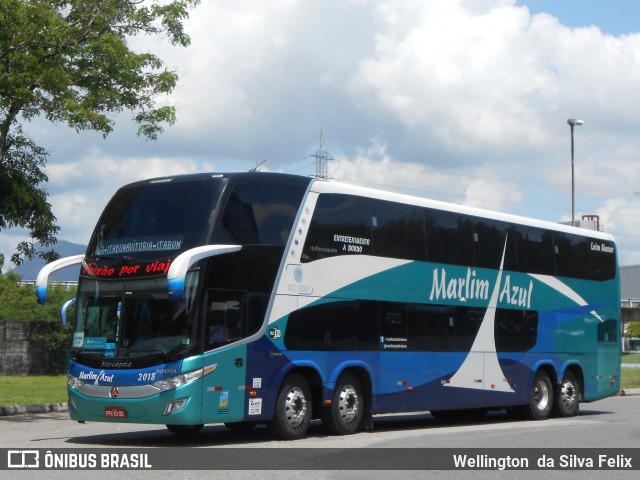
60,297,77,326
35,255,85,305
167,245,242,300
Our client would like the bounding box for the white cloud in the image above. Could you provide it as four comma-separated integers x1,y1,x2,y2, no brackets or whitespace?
331,144,523,213
350,3,548,151
346,1,640,174
596,198,640,265
463,175,523,211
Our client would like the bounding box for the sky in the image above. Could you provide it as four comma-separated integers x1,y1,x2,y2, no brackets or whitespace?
3,0,640,270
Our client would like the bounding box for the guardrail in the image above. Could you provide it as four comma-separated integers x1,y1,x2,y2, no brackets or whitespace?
18,280,78,288
622,299,640,309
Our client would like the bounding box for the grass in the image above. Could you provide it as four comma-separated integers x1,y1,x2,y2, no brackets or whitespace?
1,366,640,407
622,352,640,364
621,367,640,390
0,375,67,406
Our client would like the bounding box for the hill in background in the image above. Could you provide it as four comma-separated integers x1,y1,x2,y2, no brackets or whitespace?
11,240,87,282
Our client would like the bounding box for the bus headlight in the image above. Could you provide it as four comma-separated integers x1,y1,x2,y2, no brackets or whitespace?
152,369,204,392
68,374,85,390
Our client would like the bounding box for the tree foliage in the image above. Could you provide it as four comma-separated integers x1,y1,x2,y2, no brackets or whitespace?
0,271,77,374
627,322,640,339
0,0,200,266
0,270,76,321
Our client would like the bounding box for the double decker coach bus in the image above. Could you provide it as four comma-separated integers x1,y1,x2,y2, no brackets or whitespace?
37,172,620,439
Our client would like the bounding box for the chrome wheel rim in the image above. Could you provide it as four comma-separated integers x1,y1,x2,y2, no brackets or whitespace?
284,386,307,428
560,380,577,410
533,378,550,412
338,384,359,423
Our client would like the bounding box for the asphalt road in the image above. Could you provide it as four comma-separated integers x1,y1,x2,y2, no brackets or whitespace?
1,395,639,479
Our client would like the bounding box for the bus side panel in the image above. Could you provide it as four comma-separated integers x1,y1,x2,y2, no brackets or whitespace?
199,344,248,424
242,333,304,422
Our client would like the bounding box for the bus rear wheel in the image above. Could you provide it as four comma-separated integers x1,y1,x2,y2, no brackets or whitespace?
552,370,580,417
268,373,312,440
520,370,553,420
322,372,363,435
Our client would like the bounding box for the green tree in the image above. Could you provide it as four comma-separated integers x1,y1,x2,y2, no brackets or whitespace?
0,271,77,373
0,270,76,321
0,0,200,266
627,322,640,339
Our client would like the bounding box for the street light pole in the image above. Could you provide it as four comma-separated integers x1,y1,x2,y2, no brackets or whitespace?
567,118,584,226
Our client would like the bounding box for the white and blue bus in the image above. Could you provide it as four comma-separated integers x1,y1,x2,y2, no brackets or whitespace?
37,172,620,439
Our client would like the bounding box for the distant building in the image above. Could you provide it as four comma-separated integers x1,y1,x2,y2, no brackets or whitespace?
560,214,603,232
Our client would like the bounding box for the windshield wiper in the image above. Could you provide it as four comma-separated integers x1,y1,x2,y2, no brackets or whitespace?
93,255,132,262
129,348,174,361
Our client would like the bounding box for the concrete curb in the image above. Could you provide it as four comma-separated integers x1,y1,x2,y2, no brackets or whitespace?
620,389,640,396
0,403,68,417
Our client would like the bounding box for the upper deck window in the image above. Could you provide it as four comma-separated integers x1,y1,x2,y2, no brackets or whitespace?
214,182,307,246
89,178,226,258
302,192,616,281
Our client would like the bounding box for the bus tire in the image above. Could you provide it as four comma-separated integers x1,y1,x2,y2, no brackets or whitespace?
268,373,312,440
552,370,580,417
322,372,363,435
520,370,553,420
166,424,204,435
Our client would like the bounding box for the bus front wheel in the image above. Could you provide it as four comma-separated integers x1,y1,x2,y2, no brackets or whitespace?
268,373,312,440
520,370,553,420
322,372,363,435
552,370,580,417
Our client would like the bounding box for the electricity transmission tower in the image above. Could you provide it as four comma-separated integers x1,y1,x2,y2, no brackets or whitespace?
310,130,333,180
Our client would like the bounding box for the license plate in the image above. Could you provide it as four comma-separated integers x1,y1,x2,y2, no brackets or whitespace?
104,407,127,418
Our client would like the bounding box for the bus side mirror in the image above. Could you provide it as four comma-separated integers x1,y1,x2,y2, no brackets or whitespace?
36,255,84,305
167,245,241,300
60,297,77,327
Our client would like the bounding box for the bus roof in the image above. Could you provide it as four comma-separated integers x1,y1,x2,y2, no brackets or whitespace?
310,178,615,242
117,171,312,190
111,171,613,242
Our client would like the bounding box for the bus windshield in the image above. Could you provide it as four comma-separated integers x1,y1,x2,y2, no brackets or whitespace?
73,275,199,361
88,177,227,259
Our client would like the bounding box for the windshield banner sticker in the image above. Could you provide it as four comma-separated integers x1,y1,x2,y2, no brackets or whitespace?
97,236,184,255
82,259,173,278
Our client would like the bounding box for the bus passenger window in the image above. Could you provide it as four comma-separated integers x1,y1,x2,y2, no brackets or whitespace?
598,319,618,343
206,292,244,347
207,313,229,343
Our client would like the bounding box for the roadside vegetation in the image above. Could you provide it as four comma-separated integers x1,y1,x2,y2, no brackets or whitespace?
0,375,67,406
622,352,640,364
0,272,75,374
0,271,76,322
621,368,640,390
